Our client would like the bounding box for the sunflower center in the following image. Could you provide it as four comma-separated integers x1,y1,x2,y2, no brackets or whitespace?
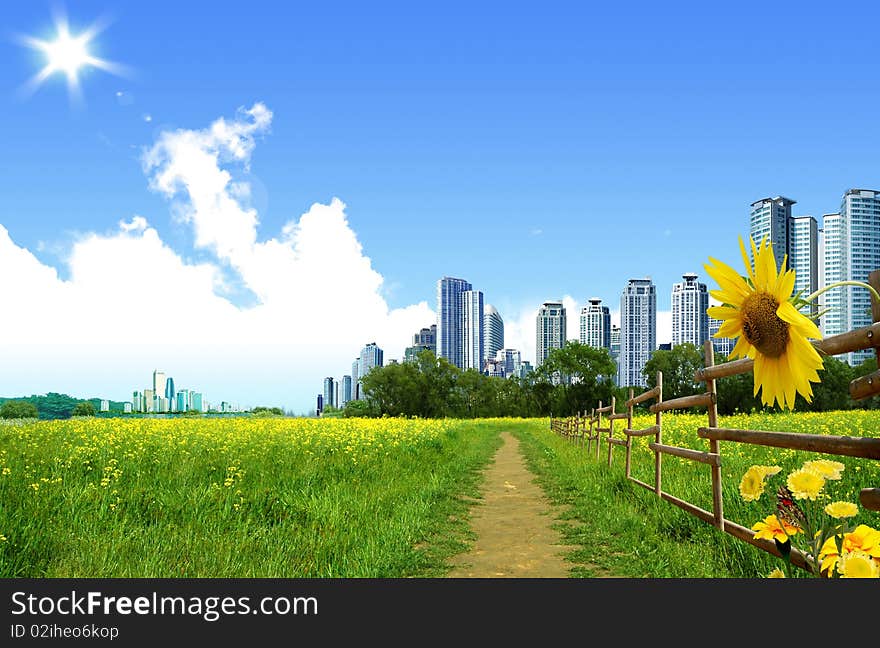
740,293,789,358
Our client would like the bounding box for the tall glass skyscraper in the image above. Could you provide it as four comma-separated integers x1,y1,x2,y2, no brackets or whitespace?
483,304,504,365
579,298,611,350
359,342,384,377
323,377,335,409
341,375,352,406
536,301,566,367
436,277,472,369
750,196,796,270
618,278,656,388
671,273,708,349
823,189,880,365
463,290,484,371
789,215,819,319
165,376,175,412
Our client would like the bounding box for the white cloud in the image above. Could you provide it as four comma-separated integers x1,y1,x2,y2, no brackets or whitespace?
0,103,433,413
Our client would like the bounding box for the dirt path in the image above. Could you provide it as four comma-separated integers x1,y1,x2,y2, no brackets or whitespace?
446,431,578,578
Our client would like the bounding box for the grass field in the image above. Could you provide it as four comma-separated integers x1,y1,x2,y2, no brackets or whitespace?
516,409,880,578
0,416,507,577
2,412,878,578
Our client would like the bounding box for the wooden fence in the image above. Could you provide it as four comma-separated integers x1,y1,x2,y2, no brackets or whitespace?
550,270,880,574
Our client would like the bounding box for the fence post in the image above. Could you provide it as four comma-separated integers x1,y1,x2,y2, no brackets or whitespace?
625,388,634,479
654,372,662,497
606,395,616,467
596,401,602,460
871,270,880,366
704,339,725,531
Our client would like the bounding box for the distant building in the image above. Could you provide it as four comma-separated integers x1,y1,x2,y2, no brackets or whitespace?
671,273,709,349
463,290,484,371
495,348,522,378
360,343,384,376
483,305,504,364
580,298,611,351
618,278,656,388
165,377,175,412
323,377,336,409
100,400,109,412
436,276,473,369
610,325,621,362
176,389,189,412
144,388,154,413
484,358,505,378
123,402,132,413
823,189,880,365
317,394,323,415
153,370,166,401
132,391,143,413
750,196,796,271
191,392,204,413
790,215,819,320
351,358,360,400
341,375,352,406
536,301,567,367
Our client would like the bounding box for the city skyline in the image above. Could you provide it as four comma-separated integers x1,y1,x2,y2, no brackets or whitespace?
1,3,879,413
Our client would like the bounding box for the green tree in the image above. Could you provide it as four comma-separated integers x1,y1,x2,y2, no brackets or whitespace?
537,341,616,416
642,343,706,402
852,357,879,410
72,401,96,417
794,355,855,412
0,399,38,419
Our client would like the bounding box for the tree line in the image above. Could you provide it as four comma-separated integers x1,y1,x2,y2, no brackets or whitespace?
337,343,880,419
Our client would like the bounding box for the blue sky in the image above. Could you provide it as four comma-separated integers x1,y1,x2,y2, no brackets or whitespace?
1,1,878,413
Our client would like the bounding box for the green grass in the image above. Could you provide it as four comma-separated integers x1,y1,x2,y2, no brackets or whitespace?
0,416,504,577
512,410,880,578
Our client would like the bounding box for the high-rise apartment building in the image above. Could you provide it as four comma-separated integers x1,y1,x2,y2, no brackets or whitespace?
790,215,819,319
176,389,189,413
144,388,154,413
536,301,567,367
610,325,621,363
750,196,796,270
436,277,472,369
579,298,611,351
495,348,522,378
351,358,360,400
360,342,384,377
618,278,656,388
323,377,335,409
405,324,437,364
483,305,504,365
152,370,166,401
341,375,352,406
165,377,175,412
823,189,880,365
463,290,484,371
671,273,709,349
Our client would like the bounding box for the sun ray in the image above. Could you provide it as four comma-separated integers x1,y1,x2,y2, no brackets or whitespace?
14,6,129,104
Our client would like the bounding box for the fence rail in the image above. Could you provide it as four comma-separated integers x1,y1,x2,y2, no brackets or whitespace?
550,269,880,576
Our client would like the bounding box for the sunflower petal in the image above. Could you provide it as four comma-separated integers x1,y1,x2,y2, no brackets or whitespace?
777,301,822,340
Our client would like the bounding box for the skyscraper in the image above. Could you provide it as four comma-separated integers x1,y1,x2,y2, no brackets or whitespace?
405,324,437,364
495,348,522,378
823,189,880,365
579,298,611,350
618,278,656,388
463,290,484,371
610,325,621,363
152,370,166,401
536,301,566,367
323,377,335,409
483,304,504,365
436,277,472,369
165,376,175,412
671,273,708,349
790,215,819,320
341,375,352,406
750,196,796,270
360,342,384,376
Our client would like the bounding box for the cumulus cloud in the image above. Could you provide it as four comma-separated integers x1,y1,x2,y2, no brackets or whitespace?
0,103,433,413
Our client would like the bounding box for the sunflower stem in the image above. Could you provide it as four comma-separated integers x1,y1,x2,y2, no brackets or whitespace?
802,280,880,307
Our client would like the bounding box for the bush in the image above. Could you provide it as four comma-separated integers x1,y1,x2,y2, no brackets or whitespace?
72,402,96,417
0,400,38,419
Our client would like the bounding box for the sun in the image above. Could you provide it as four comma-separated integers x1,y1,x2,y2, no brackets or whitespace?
16,7,128,104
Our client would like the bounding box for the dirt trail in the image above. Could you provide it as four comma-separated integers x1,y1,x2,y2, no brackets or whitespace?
446,431,578,578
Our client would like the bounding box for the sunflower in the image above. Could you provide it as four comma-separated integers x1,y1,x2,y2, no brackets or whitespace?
704,236,824,410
